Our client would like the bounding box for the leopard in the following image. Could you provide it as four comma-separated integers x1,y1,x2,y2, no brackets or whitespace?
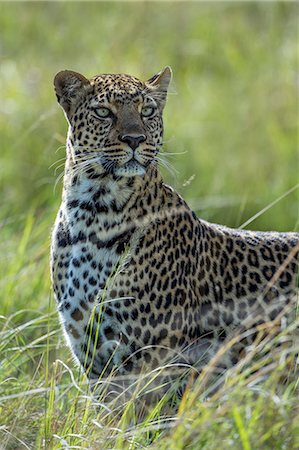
51,67,299,397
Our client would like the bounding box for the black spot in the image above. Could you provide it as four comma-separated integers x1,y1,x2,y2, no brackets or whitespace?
223,298,234,310
89,277,97,286
68,200,79,209
95,203,109,214
223,312,233,326
143,330,150,344
131,308,138,320
124,358,133,372
248,250,259,268
262,265,276,281
170,335,178,347
144,352,151,363
57,228,70,247
104,326,114,340
159,328,168,341
249,282,258,293
149,313,158,328
164,310,172,324
200,301,212,314
279,271,292,289
134,327,141,339
72,258,80,267
261,246,275,262
68,287,75,297
80,300,88,310
164,293,172,308
73,278,80,289
269,309,278,321
71,308,83,321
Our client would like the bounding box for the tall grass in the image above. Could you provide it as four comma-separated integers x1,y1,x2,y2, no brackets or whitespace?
0,2,298,449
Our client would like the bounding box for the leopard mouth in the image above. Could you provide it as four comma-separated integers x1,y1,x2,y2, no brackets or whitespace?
114,159,146,177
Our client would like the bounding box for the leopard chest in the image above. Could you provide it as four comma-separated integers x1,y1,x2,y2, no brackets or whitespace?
51,199,139,367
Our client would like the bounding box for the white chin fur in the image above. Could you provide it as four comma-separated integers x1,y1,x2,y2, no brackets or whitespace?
114,161,146,177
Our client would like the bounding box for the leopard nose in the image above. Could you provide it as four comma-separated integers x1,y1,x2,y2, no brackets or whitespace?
118,134,146,150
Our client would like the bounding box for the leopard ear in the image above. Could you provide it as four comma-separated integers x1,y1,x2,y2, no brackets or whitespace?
146,66,172,93
54,70,91,117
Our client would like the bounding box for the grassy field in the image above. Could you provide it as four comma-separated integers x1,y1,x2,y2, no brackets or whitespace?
0,2,298,449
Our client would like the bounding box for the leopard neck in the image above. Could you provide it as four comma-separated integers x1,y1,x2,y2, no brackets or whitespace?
61,157,166,223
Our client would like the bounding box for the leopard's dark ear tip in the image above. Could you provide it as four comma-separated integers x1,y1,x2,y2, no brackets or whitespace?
54,70,90,90
54,70,71,88
146,66,172,92
164,66,173,78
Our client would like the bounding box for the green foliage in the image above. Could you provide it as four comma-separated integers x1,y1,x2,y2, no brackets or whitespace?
0,2,298,449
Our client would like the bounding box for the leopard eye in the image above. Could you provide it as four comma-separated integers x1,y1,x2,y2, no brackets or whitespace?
141,106,155,118
94,107,111,119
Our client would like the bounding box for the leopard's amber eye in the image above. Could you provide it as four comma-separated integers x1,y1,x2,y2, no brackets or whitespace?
141,106,155,118
94,107,111,119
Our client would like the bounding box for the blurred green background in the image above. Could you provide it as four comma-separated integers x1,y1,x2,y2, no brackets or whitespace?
0,4,298,447
0,1,298,316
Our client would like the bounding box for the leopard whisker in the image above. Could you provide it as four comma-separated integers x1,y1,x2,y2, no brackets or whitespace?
160,150,188,157
101,159,116,174
68,157,102,180
54,170,65,192
54,163,68,175
155,155,178,177
76,157,101,171
55,145,67,154
49,157,66,170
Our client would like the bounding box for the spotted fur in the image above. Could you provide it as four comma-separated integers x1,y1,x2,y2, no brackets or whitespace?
51,67,299,386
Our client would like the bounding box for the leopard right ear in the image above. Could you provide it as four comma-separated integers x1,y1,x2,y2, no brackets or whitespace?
54,70,91,117
146,67,172,108
147,66,172,93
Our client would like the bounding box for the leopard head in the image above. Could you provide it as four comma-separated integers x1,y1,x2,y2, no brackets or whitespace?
54,68,172,178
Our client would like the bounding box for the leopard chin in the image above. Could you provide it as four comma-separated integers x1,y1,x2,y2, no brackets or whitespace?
114,160,146,177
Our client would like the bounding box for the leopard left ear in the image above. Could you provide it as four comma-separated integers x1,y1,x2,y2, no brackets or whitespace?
146,66,172,93
54,70,91,118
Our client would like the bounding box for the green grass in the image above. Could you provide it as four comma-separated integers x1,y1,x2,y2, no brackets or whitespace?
0,2,298,448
